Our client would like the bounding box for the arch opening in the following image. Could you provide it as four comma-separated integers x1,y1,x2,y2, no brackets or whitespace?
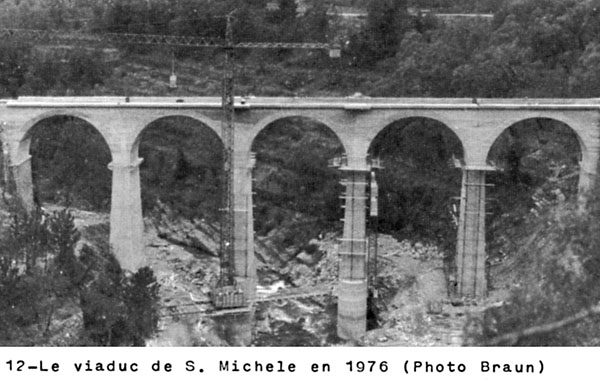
368,117,465,252
250,116,345,346
137,116,224,222
485,117,582,261
26,115,112,211
251,116,346,255
367,117,465,332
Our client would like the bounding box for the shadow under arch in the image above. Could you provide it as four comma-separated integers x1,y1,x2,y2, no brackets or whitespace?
131,114,222,163
486,117,585,183
250,116,346,254
486,117,582,203
367,117,465,251
135,115,224,219
25,114,113,210
485,117,583,258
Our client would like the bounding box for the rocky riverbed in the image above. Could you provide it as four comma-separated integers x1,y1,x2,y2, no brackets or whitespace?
40,204,485,347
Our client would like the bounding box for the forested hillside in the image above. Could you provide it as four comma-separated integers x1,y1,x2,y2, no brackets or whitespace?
1,0,599,346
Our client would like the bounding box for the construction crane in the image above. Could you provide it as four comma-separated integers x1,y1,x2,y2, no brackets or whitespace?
1,18,340,310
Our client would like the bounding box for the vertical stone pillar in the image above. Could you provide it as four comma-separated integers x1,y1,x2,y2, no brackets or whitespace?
578,144,599,204
232,152,256,303
109,158,144,271
337,167,369,340
456,166,491,298
11,154,35,211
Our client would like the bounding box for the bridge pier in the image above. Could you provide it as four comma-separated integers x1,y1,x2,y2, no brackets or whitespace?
337,167,369,340
233,152,257,304
578,144,600,204
108,158,145,271
455,165,493,298
11,154,35,211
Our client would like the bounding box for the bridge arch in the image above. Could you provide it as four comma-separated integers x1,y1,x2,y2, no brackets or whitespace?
367,116,464,249
18,110,111,160
250,115,346,249
133,115,224,220
486,117,583,202
131,113,221,163
485,115,586,167
18,113,113,210
368,116,465,162
247,112,347,155
366,112,464,161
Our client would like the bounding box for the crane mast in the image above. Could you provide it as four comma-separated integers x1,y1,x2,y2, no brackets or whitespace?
218,14,236,289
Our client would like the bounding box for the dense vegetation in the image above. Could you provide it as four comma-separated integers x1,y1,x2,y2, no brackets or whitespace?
1,0,599,345
0,207,160,345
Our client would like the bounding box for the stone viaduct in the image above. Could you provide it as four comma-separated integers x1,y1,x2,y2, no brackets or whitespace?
1,96,599,341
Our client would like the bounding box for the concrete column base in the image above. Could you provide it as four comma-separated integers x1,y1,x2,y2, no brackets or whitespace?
337,279,368,340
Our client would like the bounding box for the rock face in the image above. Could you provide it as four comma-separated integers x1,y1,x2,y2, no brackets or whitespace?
148,201,279,266
149,201,220,256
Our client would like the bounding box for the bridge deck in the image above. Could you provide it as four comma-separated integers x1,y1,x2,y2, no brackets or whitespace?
4,96,600,110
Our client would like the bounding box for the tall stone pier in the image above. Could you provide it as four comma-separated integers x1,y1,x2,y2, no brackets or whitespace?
337,166,369,340
11,153,34,210
108,157,145,271
455,165,493,298
232,151,257,303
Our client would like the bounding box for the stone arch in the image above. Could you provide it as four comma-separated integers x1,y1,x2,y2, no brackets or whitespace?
133,115,225,219
17,110,111,162
249,115,347,245
367,113,464,160
131,113,222,163
486,116,585,206
368,116,465,161
248,112,347,156
486,116,586,167
18,113,113,210
367,116,465,256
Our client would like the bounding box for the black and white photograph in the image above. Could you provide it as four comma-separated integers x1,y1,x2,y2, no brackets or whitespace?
0,0,598,351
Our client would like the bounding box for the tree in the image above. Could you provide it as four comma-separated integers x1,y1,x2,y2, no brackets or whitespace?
122,267,160,346
49,209,82,286
277,0,298,24
0,41,30,98
354,0,410,62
